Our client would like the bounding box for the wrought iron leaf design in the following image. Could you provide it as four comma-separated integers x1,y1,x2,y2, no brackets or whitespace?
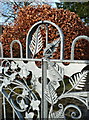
53,62,64,81
48,61,64,82
29,28,43,57
45,82,58,105
69,71,88,90
43,38,60,58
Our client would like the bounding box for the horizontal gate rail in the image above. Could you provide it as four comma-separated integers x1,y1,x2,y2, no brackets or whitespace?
1,58,89,63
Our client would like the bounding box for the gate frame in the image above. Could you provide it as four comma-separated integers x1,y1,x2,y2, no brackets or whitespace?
0,20,89,119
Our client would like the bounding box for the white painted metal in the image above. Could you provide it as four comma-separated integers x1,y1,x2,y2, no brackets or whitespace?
41,58,48,118
0,21,89,120
26,20,64,59
10,40,23,58
3,96,6,120
13,108,15,120
71,35,89,60
0,42,3,58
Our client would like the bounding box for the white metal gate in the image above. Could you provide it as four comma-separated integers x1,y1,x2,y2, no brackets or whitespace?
0,20,89,120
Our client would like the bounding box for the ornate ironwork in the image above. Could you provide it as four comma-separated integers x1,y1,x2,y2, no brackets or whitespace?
0,20,89,120
45,60,89,119
0,60,42,119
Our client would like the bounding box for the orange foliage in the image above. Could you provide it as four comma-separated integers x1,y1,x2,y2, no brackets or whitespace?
1,5,89,59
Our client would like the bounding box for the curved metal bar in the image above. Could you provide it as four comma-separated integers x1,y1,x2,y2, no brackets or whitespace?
10,40,23,58
64,104,82,119
26,20,64,60
0,42,3,58
1,89,24,120
1,59,10,67
71,35,89,60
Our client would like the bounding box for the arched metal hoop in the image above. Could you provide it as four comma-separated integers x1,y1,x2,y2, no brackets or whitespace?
26,20,64,60
10,40,23,58
71,35,89,60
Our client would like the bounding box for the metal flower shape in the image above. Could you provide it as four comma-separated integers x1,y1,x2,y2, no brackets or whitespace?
9,72,17,81
19,99,28,110
2,77,11,87
22,88,29,97
11,61,18,70
18,65,29,78
30,100,40,111
25,112,34,119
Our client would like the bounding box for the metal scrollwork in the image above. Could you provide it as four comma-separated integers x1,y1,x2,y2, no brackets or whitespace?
64,105,82,119
44,59,89,119
0,60,42,119
0,21,89,120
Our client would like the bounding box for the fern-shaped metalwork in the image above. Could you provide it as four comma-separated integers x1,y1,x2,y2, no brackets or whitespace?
29,26,43,57
45,82,58,105
69,71,88,90
45,60,89,120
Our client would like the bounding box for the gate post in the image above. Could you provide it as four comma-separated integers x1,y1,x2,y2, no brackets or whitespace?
0,93,2,120
0,42,3,120
41,58,48,119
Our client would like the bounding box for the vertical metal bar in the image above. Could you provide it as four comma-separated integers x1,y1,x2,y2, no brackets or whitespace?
3,96,6,120
41,58,48,119
0,93,2,120
0,42,3,58
13,108,15,120
46,24,49,47
60,37,64,60
87,93,89,110
0,45,3,120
